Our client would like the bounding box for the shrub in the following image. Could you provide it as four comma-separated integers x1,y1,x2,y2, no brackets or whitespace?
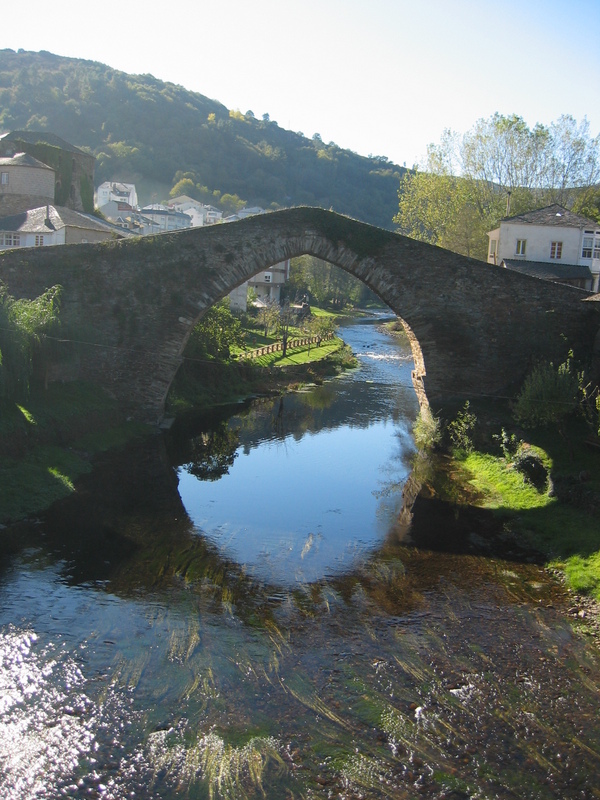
513,359,579,429
447,401,477,453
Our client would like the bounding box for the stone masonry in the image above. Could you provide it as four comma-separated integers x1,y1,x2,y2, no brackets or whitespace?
0,207,598,423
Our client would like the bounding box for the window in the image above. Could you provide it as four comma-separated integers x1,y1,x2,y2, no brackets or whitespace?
582,236,593,259
1,172,8,185
550,241,562,259
489,239,497,256
35,235,44,247
1,233,21,247
515,239,526,256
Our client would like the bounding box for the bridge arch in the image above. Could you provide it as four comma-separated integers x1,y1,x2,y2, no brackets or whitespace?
0,207,598,423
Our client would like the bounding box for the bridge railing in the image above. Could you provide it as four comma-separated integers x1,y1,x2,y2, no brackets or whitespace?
238,332,335,360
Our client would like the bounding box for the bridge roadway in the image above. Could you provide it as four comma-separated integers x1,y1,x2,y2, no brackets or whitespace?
0,207,598,423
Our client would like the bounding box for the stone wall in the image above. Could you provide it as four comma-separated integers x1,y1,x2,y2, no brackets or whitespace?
0,165,55,202
0,207,598,423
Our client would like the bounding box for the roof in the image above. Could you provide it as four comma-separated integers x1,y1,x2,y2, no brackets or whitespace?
168,195,197,205
0,152,54,170
500,204,598,229
140,206,191,219
0,205,133,235
501,258,593,282
0,130,89,156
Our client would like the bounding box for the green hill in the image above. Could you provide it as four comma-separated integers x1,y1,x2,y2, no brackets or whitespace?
0,49,404,227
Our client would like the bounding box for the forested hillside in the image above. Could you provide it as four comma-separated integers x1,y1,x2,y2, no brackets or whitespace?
0,49,404,227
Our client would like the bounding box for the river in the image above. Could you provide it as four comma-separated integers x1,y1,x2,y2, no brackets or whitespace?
1,316,599,799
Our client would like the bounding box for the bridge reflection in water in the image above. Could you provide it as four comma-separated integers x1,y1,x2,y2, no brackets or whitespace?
1,318,599,798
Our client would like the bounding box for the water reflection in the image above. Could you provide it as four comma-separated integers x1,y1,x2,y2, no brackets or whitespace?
174,320,418,585
1,318,600,799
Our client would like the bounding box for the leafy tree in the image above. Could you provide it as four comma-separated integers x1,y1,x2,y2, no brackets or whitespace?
169,177,196,199
287,256,382,309
276,302,297,358
572,186,600,224
257,301,280,338
305,315,335,352
184,299,244,361
395,113,600,258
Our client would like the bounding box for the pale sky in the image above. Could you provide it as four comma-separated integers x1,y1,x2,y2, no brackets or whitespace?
2,0,599,168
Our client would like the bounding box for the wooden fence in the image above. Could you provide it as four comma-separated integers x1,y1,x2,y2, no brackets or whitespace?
239,332,335,360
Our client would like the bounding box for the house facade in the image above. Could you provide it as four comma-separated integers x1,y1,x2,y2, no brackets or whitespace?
139,204,192,232
168,196,223,226
487,204,600,291
97,200,160,235
0,131,95,213
0,153,56,216
0,205,132,250
96,181,138,208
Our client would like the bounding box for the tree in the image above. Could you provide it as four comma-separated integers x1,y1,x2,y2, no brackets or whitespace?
257,301,280,339
395,114,600,259
306,315,335,351
184,299,244,361
572,186,600,224
277,302,295,358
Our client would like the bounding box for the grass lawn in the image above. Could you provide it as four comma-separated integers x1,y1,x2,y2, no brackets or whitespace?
0,382,151,524
450,408,600,600
248,338,344,368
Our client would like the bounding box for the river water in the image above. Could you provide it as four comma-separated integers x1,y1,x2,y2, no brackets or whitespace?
1,317,600,799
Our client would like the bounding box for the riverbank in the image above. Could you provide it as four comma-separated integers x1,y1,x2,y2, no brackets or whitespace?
419,396,600,630
0,337,355,525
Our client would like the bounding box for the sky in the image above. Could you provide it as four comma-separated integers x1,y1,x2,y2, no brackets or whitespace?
2,0,599,168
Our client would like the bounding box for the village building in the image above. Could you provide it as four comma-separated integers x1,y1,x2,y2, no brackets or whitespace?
0,131,95,214
487,204,600,292
139,203,192,232
0,204,133,249
96,181,138,208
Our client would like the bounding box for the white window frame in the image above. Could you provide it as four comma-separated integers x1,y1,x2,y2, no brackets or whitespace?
582,235,593,259
1,172,8,185
35,234,44,247
515,239,526,256
550,241,562,259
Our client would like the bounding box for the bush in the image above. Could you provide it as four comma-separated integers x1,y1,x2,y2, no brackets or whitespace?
513,359,579,429
447,401,477,453
412,408,442,452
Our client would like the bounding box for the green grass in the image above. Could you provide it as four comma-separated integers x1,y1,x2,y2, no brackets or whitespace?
450,411,600,600
461,450,552,511
0,382,152,524
0,446,92,521
249,338,343,368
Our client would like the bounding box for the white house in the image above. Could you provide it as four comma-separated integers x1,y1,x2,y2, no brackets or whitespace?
96,181,138,208
0,204,133,249
97,200,160,235
139,204,192,232
168,196,223,226
487,204,600,291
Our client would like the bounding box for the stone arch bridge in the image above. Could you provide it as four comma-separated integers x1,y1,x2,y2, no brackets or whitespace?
0,207,598,423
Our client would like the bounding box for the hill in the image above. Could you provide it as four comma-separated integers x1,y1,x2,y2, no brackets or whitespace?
0,49,405,228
